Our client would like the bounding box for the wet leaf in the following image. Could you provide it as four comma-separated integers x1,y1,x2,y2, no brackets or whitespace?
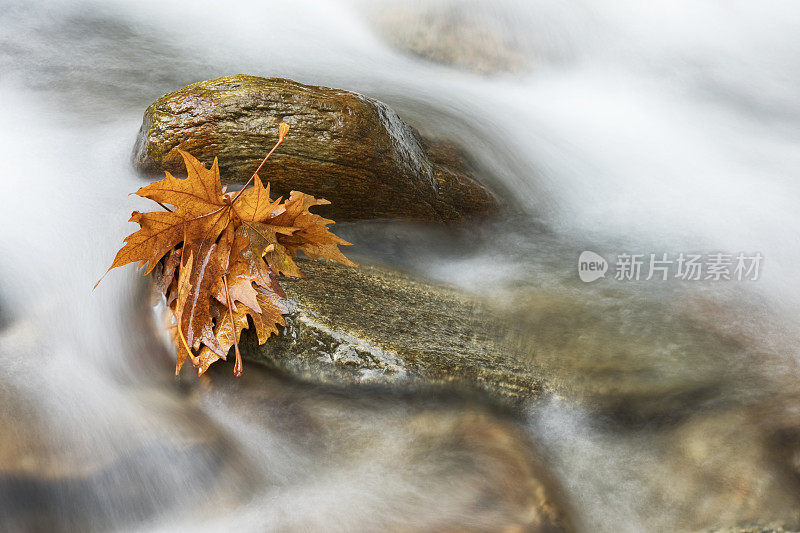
99,123,354,376
272,191,356,268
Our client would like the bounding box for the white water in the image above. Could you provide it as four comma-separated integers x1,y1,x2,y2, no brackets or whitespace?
1,0,799,530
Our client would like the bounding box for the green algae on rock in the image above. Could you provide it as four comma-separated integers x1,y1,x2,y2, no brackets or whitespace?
133,75,497,222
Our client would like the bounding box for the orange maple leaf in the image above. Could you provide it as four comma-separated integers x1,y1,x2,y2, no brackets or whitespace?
99,123,355,377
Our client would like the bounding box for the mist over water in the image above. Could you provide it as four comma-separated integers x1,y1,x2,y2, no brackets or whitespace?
1,0,800,530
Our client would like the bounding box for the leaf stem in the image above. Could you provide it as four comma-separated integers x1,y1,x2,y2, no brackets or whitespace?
176,318,197,370
230,123,289,206
222,274,243,377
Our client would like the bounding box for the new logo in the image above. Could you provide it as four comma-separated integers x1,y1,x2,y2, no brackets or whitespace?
578,251,608,282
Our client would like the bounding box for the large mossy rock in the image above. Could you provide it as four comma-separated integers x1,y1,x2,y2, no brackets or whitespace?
241,260,542,404
133,75,497,222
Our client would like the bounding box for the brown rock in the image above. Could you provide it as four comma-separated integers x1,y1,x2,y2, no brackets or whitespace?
241,259,543,404
133,75,497,222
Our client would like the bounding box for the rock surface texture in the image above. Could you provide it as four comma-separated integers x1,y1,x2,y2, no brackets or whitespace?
241,260,768,428
241,260,542,404
133,75,497,222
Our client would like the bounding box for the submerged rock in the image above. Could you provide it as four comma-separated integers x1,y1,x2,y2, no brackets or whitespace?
0,317,255,531
501,287,762,426
133,75,497,222
656,407,800,529
203,364,574,532
367,1,529,75
241,259,542,404
0,380,254,532
241,258,770,426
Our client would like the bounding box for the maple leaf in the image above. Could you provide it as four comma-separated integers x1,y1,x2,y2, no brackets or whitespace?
272,191,356,268
99,122,355,377
241,222,302,278
234,175,285,222
137,150,225,216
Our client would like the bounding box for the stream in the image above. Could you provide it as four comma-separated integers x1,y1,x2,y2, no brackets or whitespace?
1,0,800,531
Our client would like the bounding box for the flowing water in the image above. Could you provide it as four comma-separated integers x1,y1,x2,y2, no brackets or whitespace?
1,0,800,531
